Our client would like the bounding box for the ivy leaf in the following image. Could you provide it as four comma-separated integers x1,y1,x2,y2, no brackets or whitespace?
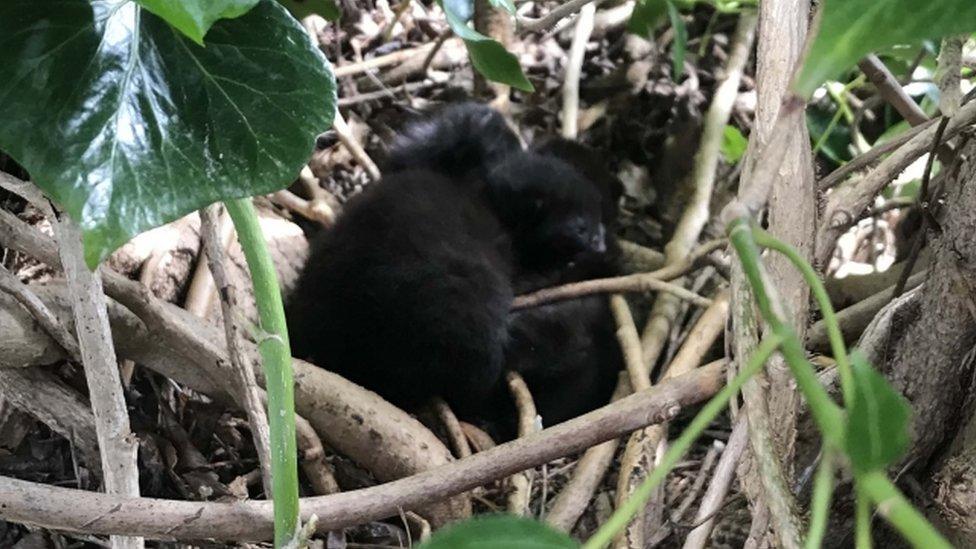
795,0,976,97
628,0,668,36
666,1,687,79
721,125,748,164
443,0,475,23
0,0,336,267
134,0,259,44
418,515,578,549
439,0,534,92
844,351,912,473
277,0,340,21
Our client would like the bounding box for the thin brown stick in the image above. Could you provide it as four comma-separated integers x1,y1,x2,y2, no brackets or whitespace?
0,263,80,359
433,398,472,459
858,54,928,126
333,110,381,181
333,44,434,77
0,363,726,541
816,98,976,267
506,371,539,516
561,1,596,138
519,0,598,32
513,239,725,310
270,189,336,228
682,414,749,549
184,210,235,318
545,374,631,532
54,217,143,549
817,118,937,191
200,205,274,497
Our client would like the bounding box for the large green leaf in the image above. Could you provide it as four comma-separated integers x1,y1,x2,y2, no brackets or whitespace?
844,352,912,473
0,0,336,267
796,0,976,96
134,0,259,44
627,0,668,36
418,515,578,549
439,0,533,92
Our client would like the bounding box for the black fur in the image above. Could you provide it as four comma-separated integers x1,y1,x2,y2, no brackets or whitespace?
287,170,514,416
290,103,623,437
382,102,522,180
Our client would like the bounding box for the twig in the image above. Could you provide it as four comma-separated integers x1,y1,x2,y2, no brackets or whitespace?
54,216,143,549
0,363,727,541
0,367,100,470
519,0,599,33
270,190,336,228
681,414,749,549
506,371,539,516
561,1,596,139
513,239,725,310
332,110,381,181
815,98,976,267
433,399,472,459
184,210,235,318
858,54,928,126
0,263,80,359
670,443,720,525
333,44,435,77
817,118,937,191
545,375,631,532
617,240,666,273
200,205,274,497
641,11,757,364
421,31,452,75
608,295,651,548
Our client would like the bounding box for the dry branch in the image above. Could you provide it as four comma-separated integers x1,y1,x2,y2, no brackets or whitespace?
0,363,727,541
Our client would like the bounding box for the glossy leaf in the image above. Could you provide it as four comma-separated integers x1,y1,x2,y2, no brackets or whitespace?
444,0,475,23
277,0,340,21
0,0,336,267
845,351,912,473
796,0,976,96
439,0,533,91
666,1,687,79
628,0,668,36
721,125,748,164
134,0,259,44
418,515,578,549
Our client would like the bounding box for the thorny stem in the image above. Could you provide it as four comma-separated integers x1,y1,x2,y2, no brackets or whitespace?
224,198,299,547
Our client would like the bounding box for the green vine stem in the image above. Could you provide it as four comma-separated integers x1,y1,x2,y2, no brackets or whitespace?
225,198,299,547
859,471,952,549
582,334,784,549
804,449,836,549
855,482,872,549
751,227,854,406
727,219,845,445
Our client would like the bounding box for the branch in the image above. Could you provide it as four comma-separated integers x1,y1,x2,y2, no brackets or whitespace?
561,1,596,138
200,205,274,497
519,0,598,33
858,54,928,126
512,239,725,310
54,216,143,549
815,98,976,266
0,363,726,541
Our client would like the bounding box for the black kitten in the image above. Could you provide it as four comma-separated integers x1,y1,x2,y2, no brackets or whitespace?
287,170,514,416
382,101,522,180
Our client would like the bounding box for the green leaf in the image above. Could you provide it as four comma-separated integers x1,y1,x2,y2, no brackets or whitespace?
844,351,912,473
666,1,687,79
277,0,340,21
439,0,533,91
134,0,259,44
418,515,578,549
796,0,976,97
489,0,517,15
0,0,336,267
721,125,748,164
628,0,668,36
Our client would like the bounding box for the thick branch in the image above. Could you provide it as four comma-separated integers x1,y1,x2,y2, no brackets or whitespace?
0,363,726,541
